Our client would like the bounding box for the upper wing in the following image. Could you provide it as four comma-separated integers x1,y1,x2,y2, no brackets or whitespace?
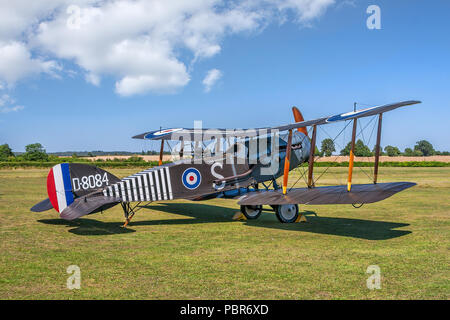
132,100,421,141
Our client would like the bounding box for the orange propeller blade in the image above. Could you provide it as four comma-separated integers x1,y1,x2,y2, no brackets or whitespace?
292,106,308,136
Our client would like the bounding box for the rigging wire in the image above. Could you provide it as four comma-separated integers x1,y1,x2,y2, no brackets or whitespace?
354,116,379,182
313,120,353,186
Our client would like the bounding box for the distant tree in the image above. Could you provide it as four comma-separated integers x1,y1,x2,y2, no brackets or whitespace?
384,145,401,157
320,138,335,157
72,153,78,158
87,152,94,157
442,151,450,156
372,145,384,156
24,143,48,161
355,140,373,157
340,139,372,157
314,146,322,156
48,155,59,162
340,143,350,156
0,144,14,161
403,148,415,156
414,140,435,156
127,156,144,162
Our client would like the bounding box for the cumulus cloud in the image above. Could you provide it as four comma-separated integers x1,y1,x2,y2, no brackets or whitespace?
275,0,335,22
0,41,60,85
0,94,24,113
203,69,222,92
85,72,100,86
0,0,335,96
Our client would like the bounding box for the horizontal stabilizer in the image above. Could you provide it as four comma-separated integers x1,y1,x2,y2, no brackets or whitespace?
60,193,122,220
30,198,53,212
238,182,416,205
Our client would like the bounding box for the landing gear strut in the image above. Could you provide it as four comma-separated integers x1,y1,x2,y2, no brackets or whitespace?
121,201,154,227
120,202,137,227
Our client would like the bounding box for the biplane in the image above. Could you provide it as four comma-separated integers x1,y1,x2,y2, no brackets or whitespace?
31,100,420,226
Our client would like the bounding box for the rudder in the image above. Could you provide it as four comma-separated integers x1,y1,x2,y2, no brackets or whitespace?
43,163,121,213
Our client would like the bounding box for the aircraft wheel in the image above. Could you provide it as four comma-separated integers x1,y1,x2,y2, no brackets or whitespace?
240,205,262,220
275,204,299,223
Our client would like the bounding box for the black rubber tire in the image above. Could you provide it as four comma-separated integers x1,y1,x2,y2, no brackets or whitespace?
240,205,262,220
275,204,299,223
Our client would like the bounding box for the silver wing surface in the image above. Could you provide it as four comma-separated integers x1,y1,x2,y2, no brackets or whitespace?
132,101,420,141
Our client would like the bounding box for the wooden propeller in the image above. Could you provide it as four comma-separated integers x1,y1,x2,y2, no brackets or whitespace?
283,107,309,195
292,106,308,136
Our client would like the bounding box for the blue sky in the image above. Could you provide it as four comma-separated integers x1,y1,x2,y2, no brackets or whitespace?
0,0,449,153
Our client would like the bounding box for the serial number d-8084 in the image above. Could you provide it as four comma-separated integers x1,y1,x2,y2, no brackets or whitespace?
72,173,109,191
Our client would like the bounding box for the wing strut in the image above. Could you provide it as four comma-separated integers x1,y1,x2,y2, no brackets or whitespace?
347,119,357,192
282,129,293,195
159,140,165,166
307,125,317,188
373,113,383,184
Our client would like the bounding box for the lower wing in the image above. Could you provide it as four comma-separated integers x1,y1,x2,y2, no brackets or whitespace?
237,182,416,205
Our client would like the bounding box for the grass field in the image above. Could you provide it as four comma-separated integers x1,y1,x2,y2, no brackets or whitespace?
0,167,449,299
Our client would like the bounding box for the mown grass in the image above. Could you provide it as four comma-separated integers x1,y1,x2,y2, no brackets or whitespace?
0,167,448,299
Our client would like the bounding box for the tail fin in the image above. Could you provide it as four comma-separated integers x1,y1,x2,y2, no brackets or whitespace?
292,106,308,136
31,163,121,217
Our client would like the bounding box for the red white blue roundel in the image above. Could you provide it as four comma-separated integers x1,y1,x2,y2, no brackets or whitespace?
182,168,201,190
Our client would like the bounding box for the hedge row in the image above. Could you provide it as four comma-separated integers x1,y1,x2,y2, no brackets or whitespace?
1,160,449,169
302,161,450,167
0,161,164,169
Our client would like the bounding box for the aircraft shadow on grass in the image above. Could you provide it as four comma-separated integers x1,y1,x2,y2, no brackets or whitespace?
38,202,411,240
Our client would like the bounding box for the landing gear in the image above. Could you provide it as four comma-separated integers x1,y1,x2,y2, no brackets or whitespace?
240,205,262,220
120,202,137,227
274,204,299,223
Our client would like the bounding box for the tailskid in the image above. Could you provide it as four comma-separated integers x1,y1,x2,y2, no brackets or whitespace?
120,201,152,227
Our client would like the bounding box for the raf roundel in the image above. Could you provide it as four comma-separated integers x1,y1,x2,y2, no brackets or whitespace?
182,168,201,190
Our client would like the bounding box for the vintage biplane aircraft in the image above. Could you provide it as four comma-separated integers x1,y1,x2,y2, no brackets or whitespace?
31,100,420,226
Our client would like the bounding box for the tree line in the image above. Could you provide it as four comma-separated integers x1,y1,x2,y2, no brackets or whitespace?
0,143,162,162
1,139,449,162
317,139,448,157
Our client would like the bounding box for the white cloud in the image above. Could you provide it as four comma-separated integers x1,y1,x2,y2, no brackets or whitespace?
203,69,222,92
0,41,60,85
0,0,335,96
275,0,335,22
85,72,100,86
0,105,25,113
0,94,24,113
